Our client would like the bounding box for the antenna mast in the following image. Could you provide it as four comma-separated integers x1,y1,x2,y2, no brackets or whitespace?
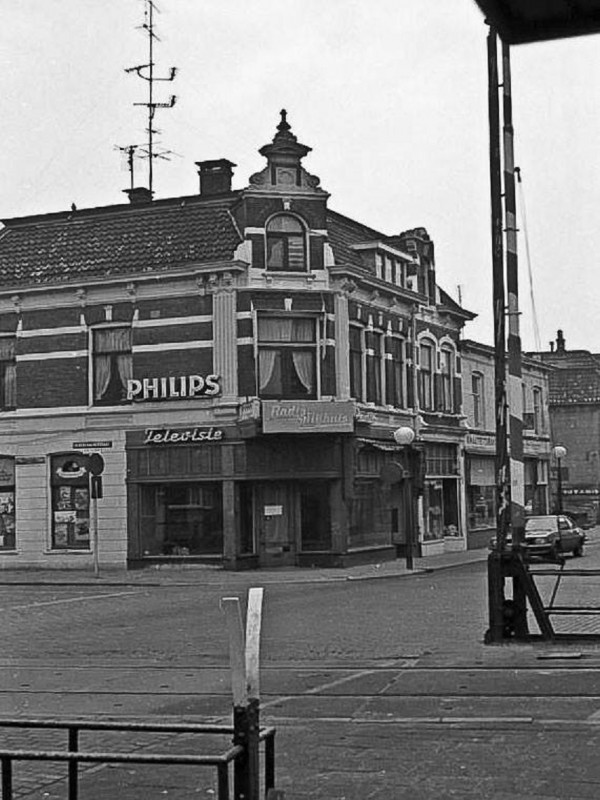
125,0,177,196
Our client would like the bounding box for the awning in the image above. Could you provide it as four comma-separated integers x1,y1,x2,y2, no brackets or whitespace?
356,438,403,452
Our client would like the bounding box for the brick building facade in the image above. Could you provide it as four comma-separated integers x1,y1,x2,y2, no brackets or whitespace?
0,113,475,570
531,330,600,525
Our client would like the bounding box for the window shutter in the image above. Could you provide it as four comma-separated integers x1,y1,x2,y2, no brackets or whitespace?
251,235,265,269
309,236,323,270
453,376,462,414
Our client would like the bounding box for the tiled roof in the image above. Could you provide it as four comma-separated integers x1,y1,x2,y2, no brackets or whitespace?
0,195,242,288
326,209,385,268
549,368,600,404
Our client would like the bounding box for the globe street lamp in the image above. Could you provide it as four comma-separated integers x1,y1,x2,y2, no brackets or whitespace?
394,427,417,570
553,445,567,514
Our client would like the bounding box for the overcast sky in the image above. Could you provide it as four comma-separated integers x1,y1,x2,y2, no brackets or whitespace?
1,0,599,353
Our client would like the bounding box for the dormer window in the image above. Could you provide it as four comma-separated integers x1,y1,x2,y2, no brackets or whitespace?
266,214,307,271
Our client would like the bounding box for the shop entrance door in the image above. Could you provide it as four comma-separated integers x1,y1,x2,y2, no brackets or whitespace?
258,482,296,567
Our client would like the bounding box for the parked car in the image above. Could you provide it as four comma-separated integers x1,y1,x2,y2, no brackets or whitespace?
489,514,586,559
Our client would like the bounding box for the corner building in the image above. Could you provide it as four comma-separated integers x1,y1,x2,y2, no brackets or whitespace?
0,114,474,570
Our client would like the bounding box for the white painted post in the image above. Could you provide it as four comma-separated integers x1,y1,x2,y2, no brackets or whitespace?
221,588,265,800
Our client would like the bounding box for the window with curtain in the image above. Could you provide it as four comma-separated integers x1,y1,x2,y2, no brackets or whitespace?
265,214,307,271
418,342,434,410
441,347,454,412
92,327,132,406
385,337,404,408
472,372,484,428
0,338,16,410
257,316,317,399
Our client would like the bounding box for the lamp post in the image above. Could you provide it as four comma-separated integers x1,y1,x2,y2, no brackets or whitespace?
394,426,417,570
553,445,567,514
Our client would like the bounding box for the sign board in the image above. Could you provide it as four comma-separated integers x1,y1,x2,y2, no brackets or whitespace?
465,433,495,450
563,488,600,497
262,400,354,434
72,441,113,450
144,427,224,445
127,374,220,401
15,456,45,466
264,505,283,516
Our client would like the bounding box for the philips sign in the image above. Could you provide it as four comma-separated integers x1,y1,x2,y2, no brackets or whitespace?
126,374,220,401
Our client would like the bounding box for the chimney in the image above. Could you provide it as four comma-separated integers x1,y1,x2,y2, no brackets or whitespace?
196,159,236,196
123,187,153,205
550,341,554,352
556,329,566,353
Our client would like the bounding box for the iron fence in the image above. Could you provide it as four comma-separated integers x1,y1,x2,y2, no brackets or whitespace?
0,718,276,800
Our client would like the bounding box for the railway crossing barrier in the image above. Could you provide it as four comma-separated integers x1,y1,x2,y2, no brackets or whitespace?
488,552,600,642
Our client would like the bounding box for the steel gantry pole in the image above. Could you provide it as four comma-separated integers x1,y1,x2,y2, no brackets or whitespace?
487,27,511,643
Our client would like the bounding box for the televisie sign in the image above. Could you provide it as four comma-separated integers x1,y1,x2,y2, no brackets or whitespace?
144,427,224,445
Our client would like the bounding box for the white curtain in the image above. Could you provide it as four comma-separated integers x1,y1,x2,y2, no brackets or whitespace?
258,318,292,342
0,339,15,360
94,355,112,400
94,327,131,353
117,354,132,387
292,351,314,392
259,351,277,391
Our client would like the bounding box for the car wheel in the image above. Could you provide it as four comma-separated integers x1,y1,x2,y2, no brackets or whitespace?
549,544,562,563
574,543,584,557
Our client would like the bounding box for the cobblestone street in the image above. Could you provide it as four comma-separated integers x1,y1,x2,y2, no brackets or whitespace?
2,537,600,797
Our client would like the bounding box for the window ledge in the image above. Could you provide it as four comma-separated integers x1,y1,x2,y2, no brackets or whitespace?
44,550,92,555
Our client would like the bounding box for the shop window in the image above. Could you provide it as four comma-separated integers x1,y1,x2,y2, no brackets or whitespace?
0,338,16,411
366,331,382,404
50,453,90,550
385,337,404,408
0,457,15,550
92,327,132,406
139,482,223,556
468,485,496,529
300,481,331,551
418,342,434,410
257,316,317,399
349,326,363,401
533,387,543,433
349,479,390,548
265,214,307,271
472,372,484,428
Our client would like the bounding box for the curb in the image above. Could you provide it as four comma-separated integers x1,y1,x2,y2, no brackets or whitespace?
0,555,488,588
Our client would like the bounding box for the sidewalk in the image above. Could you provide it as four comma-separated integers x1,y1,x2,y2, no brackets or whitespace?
0,546,489,587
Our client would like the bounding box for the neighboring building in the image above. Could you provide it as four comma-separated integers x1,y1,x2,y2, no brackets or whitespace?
531,330,600,525
0,113,474,570
461,339,552,549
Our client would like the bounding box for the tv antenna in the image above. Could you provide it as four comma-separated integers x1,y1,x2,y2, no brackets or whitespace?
114,144,140,191
125,0,177,196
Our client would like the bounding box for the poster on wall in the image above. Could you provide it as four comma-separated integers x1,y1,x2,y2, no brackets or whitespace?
50,454,91,550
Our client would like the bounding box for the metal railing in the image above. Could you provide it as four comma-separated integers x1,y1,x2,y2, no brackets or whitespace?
0,718,276,800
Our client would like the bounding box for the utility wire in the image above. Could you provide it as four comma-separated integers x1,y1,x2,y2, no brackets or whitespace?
515,166,542,352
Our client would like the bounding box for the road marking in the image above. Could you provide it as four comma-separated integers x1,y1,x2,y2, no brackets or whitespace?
260,669,378,711
9,590,142,610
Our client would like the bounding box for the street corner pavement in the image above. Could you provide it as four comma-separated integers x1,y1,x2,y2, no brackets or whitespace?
0,546,489,588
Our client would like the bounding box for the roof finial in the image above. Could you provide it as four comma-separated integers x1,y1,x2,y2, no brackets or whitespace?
278,108,290,133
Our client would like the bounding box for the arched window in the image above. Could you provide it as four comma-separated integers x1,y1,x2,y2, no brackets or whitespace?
265,215,307,271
